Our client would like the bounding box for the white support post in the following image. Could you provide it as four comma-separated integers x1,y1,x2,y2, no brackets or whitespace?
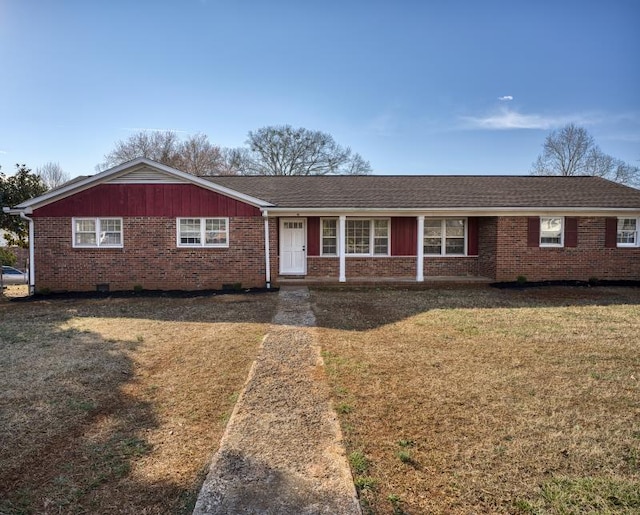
416,215,424,282
262,212,271,288
339,215,346,282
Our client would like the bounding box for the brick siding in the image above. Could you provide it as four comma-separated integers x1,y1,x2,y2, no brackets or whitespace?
494,216,640,281
34,216,266,292
33,215,639,291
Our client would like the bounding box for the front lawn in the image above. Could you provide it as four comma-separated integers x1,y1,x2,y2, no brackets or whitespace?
312,286,640,514
0,292,277,514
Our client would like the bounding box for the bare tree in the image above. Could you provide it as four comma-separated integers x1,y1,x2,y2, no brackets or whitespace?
241,125,372,176
100,131,182,170
99,131,233,176
36,162,70,190
218,147,249,176
176,133,229,176
531,123,640,186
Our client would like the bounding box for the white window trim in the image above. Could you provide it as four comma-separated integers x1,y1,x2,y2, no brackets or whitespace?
345,218,390,257
72,217,123,248
320,217,339,256
539,216,564,248
617,217,639,248
423,217,468,257
176,217,229,248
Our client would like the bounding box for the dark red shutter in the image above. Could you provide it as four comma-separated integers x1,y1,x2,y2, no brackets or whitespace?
527,217,540,247
307,217,320,256
565,217,578,247
604,217,617,248
467,217,479,256
391,217,417,256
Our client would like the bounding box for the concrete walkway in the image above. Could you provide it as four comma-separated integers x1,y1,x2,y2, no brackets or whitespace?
193,286,361,515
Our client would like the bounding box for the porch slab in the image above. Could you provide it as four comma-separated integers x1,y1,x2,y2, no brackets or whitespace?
276,276,493,288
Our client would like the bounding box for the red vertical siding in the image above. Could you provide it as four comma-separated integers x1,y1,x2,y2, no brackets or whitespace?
527,217,540,247
565,217,578,247
307,217,320,256
391,217,417,256
32,184,261,217
467,217,479,256
604,217,617,248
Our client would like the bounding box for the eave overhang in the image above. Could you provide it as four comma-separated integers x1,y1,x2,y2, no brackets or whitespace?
261,206,640,217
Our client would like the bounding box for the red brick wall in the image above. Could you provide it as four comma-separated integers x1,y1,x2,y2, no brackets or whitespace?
345,257,416,277
495,217,640,281
424,257,479,276
306,257,340,278
34,216,267,292
478,217,498,279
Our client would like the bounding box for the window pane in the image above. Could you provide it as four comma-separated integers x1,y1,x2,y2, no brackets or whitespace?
205,218,227,245
445,238,465,254
424,220,442,238
322,219,337,255
540,217,562,245
75,219,96,246
373,220,388,254
75,219,96,233
180,219,201,244
100,219,121,232
618,218,636,231
445,219,464,237
617,218,637,244
424,238,441,254
76,232,96,245
346,220,369,254
100,232,121,245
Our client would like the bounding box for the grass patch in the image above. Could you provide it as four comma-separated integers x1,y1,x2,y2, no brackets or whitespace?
0,293,277,514
312,286,640,514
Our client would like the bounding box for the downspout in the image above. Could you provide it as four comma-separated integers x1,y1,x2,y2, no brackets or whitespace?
262,210,271,289
20,212,35,295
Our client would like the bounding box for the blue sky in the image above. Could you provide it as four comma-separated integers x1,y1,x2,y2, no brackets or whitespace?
0,0,638,178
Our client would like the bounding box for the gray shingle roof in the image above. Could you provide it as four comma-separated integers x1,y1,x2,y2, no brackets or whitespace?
207,175,640,209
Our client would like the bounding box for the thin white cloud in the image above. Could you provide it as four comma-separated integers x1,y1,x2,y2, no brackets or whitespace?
0,150,7,154
498,95,513,101
460,108,596,130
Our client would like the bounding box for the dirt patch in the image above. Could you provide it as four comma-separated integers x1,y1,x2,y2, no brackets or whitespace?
312,286,640,514
0,292,277,514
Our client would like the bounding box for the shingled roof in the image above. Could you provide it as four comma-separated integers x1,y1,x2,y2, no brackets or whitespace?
208,175,640,209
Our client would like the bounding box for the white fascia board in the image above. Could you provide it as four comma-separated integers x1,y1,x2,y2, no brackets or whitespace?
3,206,33,215
264,207,640,217
13,158,273,210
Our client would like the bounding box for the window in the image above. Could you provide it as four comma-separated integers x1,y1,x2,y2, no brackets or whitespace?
177,218,228,247
424,218,466,255
73,218,123,248
540,217,563,247
321,218,337,255
346,219,389,256
617,218,638,246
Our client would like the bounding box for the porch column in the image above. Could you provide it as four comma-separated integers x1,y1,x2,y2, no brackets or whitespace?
416,215,424,282
262,211,271,288
339,215,346,282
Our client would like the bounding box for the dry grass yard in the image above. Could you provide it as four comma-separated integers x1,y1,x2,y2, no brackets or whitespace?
312,286,640,515
0,290,277,514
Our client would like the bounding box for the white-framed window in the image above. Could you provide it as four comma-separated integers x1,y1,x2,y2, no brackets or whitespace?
177,217,229,247
73,218,123,248
424,218,466,255
321,218,338,256
345,218,389,256
617,218,638,247
540,217,564,247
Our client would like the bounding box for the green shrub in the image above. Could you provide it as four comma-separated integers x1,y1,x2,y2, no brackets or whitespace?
0,248,17,267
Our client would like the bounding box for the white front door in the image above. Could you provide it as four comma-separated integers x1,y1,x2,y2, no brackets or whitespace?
280,218,306,274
